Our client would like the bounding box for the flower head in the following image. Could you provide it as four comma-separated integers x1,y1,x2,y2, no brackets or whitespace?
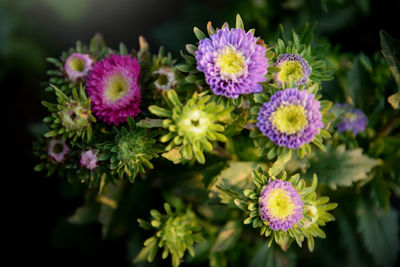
64,53,94,82
149,90,231,164
135,203,204,267
80,149,98,170
86,54,141,125
102,119,160,182
196,27,268,98
257,88,323,149
153,67,176,91
274,54,311,87
336,104,367,135
48,139,70,163
59,99,91,131
259,179,304,231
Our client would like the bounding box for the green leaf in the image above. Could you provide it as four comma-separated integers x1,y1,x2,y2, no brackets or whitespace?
119,42,129,55
211,221,242,252
388,92,400,109
210,161,262,204
175,64,193,72
344,56,373,110
162,148,184,164
306,145,378,189
235,14,244,29
371,175,391,211
193,27,206,40
133,238,158,263
97,181,124,239
224,112,248,137
149,105,172,118
357,201,399,266
68,203,100,225
136,118,164,128
380,30,400,90
202,162,229,190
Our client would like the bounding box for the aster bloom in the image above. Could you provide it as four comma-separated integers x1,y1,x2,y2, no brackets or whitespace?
153,67,176,91
149,90,232,164
80,149,98,170
274,54,311,87
195,27,269,98
86,54,141,125
101,118,160,182
42,85,96,141
257,88,323,149
259,179,304,231
48,139,70,163
336,104,367,135
64,53,94,82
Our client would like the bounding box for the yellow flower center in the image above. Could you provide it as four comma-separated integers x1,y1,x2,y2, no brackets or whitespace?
278,61,304,83
69,58,86,72
271,105,308,134
105,73,129,102
266,188,295,219
345,112,358,122
178,109,211,138
215,46,248,80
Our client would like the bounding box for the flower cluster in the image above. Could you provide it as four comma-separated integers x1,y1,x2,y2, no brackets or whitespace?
33,15,343,267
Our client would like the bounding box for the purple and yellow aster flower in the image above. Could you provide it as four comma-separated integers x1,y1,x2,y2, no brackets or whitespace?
274,54,311,87
86,54,141,125
80,149,98,170
48,139,70,163
259,179,304,231
195,27,269,98
64,53,94,82
336,104,367,135
257,88,323,149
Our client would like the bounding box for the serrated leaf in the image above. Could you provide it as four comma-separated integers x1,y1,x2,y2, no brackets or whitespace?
306,145,377,189
357,201,399,266
211,221,242,252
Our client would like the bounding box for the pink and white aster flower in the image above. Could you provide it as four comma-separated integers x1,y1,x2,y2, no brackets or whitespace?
80,149,98,170
86,54,141,125
64,53,94,82
48,139,70,163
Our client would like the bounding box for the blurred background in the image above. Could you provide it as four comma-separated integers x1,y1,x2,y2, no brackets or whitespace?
2,0,399,266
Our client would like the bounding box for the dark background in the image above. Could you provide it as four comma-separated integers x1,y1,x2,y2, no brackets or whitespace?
2,0,399,266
